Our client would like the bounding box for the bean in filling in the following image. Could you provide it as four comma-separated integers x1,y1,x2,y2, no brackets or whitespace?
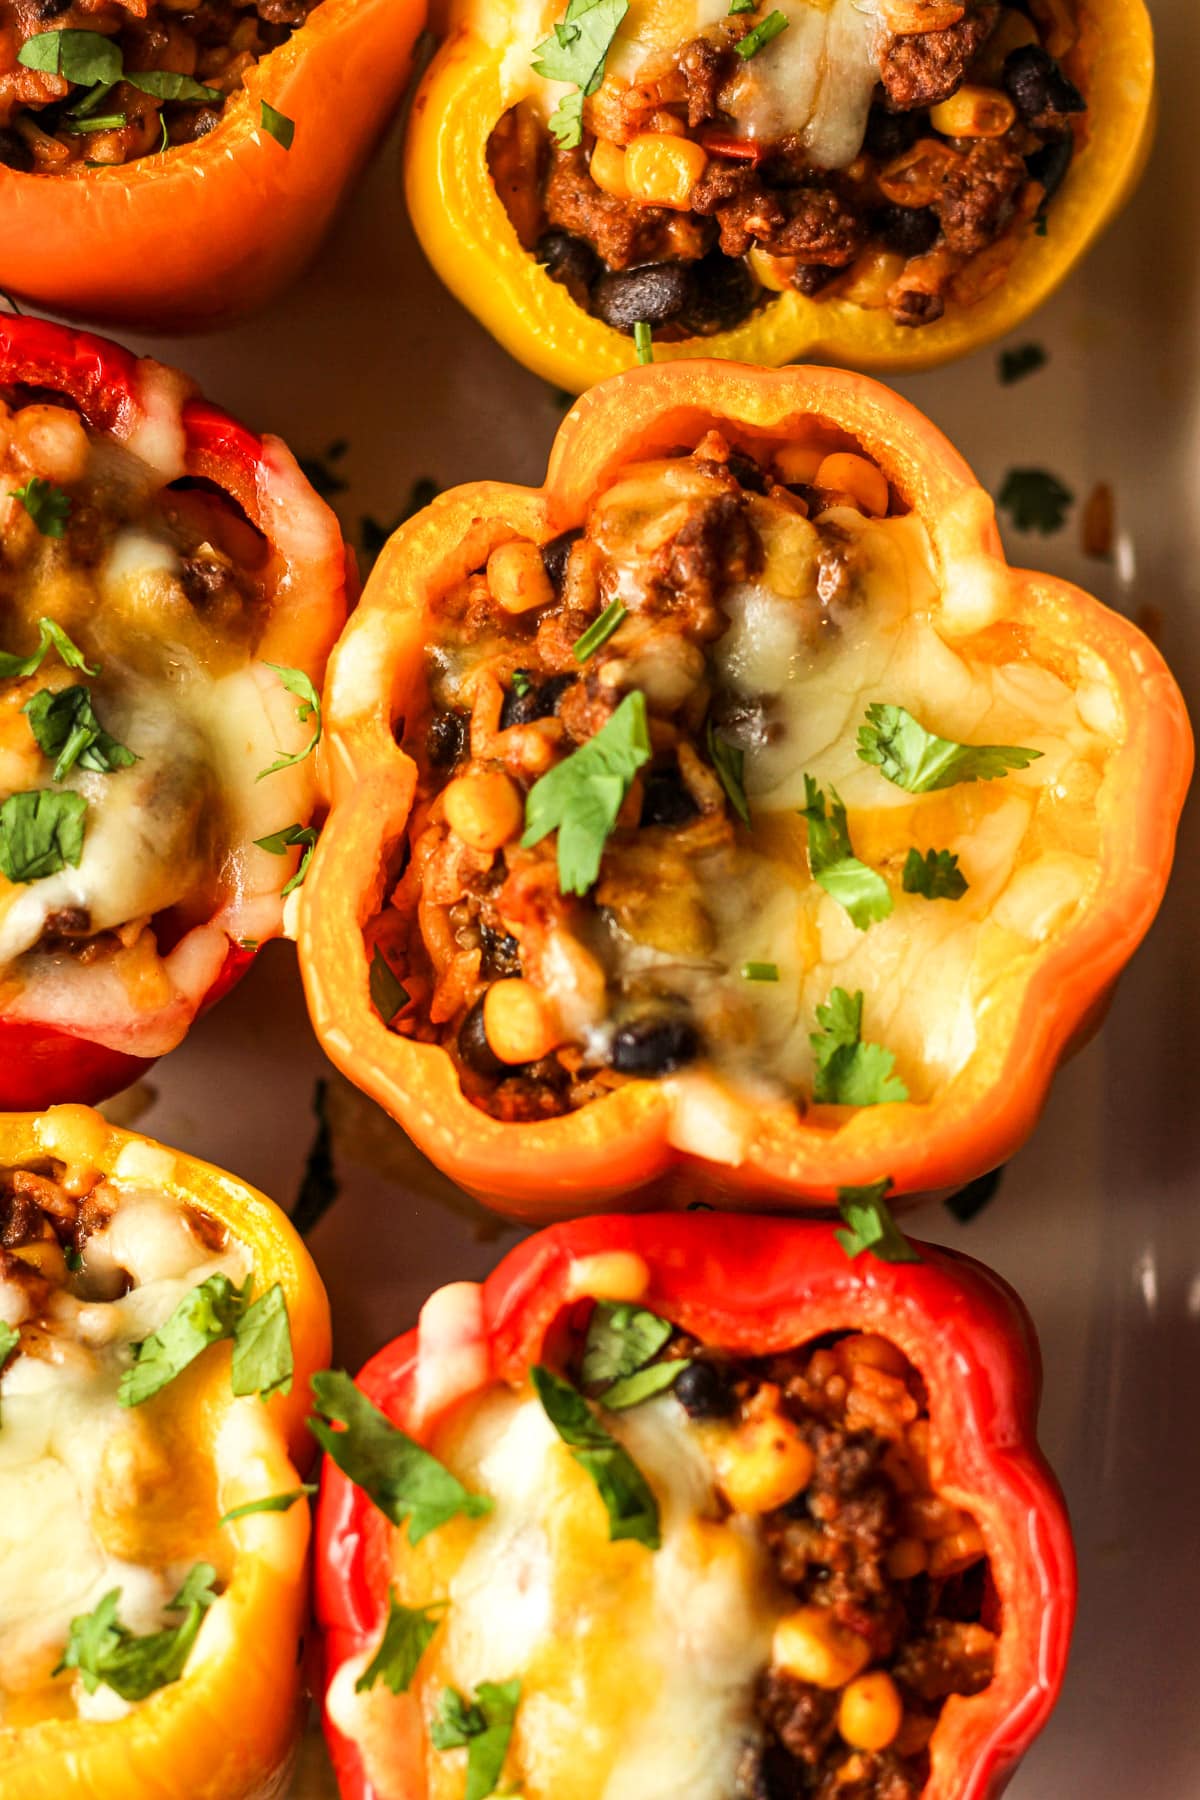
489,0,1087,334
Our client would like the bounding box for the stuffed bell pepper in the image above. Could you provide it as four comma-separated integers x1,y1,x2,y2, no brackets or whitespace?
0,0,423,329
0,316,350,1110
0,1103,331,1798
406,0,1153,389
316,1213,1074,1800
298,360,1190,1216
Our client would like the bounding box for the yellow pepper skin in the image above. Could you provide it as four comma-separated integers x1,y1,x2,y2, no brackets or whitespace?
0,1106,332,1800
405,0,1153,391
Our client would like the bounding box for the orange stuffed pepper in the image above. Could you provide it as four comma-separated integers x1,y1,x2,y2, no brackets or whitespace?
299,360,1190,1218
406,0,1153,389
0,0,423,329
0,1104,331,1799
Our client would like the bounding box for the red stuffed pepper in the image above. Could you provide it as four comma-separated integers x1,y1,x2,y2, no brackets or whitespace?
0,317,350,1108
315,1214,1074,1800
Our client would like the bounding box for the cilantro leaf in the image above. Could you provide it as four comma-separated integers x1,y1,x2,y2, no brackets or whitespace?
56,1563,219,1701
706,718,751,825
17,28,122,85
835,1178,920,1264
291,1076,339,1238
118,1272,248,1407
260,100,294,148
0,1319,18,1423
581,1301,672,1389
231,1282,293,1401
997,467,1073,533
9,477,72,539
998,342,1047,385
257,663,321,778
801,775,893,930
127,69,220,101
522,689,650,895
60,110,126,132
810,987,909,1107
573,599,626,662
218,1484,316,1525
254,821,318,896
511,669,533,698
0,788,87,883
356,1591,446,1695
23,685,136,782
533,0,629,149
741,961,779,981
0,616,96,681
857,704,1042,794
369,945,409,1024
531,1364,661,1548
902,846,967,901
603,1360,688,1410
308,1370,493,1544
548,88,585,146
432,1680,522,1800
734,7,788,56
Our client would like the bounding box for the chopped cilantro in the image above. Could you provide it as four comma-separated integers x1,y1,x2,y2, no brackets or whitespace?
127,69,220,101
902,846,967,901
119,1273,293,1407
857,703,1042,794
0,616,95,681
369,945,409,1025
231,1283,294,1401
23,685,136,782
257,664,321,779
835,1178,919,1264
219,1485,316,1526
801,775,893,930
998,342,1047,385
581,1301,672,1389
0,788,87,884
573,599,627,662
431,1679,521,1800
633,320,653,364
522,689,650,895
260,100,294,148
9,477,71,538
254,821,318,896
734,8,788,57
532,0,629,149
741,961,779,981
17,28,122,84
291,1077,340,1238
997,467,1073,533
356,1592,446,1695
810,987,909,1107
511,668,534,697
60,111,127,133
0,1319,17,1420
706,718,751,825
531,1364,661,1548
55,1564,219,1702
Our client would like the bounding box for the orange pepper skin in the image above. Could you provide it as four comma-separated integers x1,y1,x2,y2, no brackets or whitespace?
0,0,424,332
0,1105,332,1800
404,0,1152,390
298,360,1191,1220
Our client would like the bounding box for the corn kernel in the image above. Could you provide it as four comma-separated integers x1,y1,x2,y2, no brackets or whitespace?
838,1671,904,1751
482,978,562,1064
815,452,890,517
839,1334,910,1378
487,540,554,615
716,1409,815,1514
928,1521,986,1578
443,771,523,852
625,132,708,210
590,138,630,200
929,85,1018,138
748,245,797,293
773,1607,872,1690
839,247,907,309
773,442,826,486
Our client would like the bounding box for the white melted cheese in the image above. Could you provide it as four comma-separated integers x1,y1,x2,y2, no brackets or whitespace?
429,1388,778,1800
0,1188,249,1717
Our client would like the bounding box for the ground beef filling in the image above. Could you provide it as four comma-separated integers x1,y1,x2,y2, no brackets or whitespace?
489,0,1085,334
0,0,317,169
580,1324,998,1798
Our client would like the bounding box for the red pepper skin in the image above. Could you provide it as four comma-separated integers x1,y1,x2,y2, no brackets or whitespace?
0,317,349,1108
316,1215,1075,1800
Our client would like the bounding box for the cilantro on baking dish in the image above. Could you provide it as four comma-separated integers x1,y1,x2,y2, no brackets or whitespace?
533,0,629,149
9,477,72,539
531,1364,661,1547
0,616,95,681
24,685,136,782
902,846,967,902
260,100,295,149
308,1370,494,1544
257,664,321,779
582,1300,689,1411
119,1274,294,1407
290,1077,340,1238
56,1563,220,1702
573,598,626,662
0,788,87,884
810,987,909,1107
801,776,893,931
734,8,789,57
998,342,1047,385
254,821,318,896
997,467,1074,533
835,1178,920,1265
857,703,1042,794
522,689,650,895
706,718,751,826
356,1592,447,1695
219,1484,317,1526
432,1678,522,1800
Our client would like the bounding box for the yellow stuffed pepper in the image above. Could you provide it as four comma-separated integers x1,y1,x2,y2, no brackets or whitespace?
406,0,1153,390
0,1105,331,1800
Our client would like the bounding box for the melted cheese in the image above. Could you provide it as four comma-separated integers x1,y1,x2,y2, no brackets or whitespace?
0,1188,248,1719
353,1388,781,1800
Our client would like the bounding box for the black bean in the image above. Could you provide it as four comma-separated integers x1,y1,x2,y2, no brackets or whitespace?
425,709,468,767
892,289,945,328
864,104,921,160
791,263,840,298
457,996,508,1077
1003,45,1085,124
640,766,700,828
499,670,574,730
535,230,601,308
0,129,32,173
480,924,522,980
726,450,769,495
32,0,71,17
875,203,940,258
1024,133,1074,202
674,1360,737,1420
738,1744,803,1800
610,1013,700,1075
540,527,582,593
591,263,691,332
679,251,758,336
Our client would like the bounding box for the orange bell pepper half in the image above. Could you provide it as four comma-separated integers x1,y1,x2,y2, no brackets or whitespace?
298,360,1191,1218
